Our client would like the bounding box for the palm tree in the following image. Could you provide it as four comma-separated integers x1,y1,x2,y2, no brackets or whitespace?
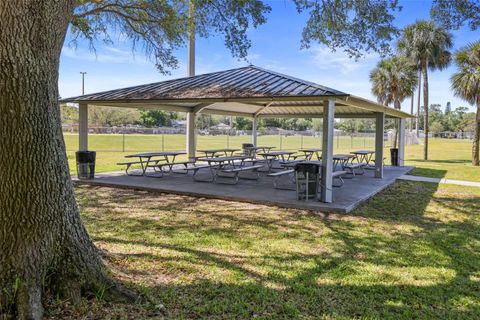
370,56,418,148
451,41,480,166
398,20,453,160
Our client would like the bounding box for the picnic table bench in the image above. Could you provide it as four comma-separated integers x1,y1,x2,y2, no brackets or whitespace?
268,169,295,190
181,164,220,182
342,162,365,177
221,164,265,184
350,150,375,168
333,154,355,170
118,151,186,176
257,151,297,172
146,160,195,177
194,156,262,184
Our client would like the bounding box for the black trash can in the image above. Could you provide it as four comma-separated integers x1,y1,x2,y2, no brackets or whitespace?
76,151,96,179
242,143,254,150
242,143,254,156
295,163,319,200
390,148,399,166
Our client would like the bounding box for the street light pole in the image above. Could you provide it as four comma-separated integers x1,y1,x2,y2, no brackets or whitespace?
80,71,87,95
188,1,195,77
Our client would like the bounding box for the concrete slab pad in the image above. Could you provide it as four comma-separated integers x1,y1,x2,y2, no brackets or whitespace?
73,166,414,213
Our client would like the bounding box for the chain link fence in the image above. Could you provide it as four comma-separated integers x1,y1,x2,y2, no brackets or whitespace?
62,125,397,153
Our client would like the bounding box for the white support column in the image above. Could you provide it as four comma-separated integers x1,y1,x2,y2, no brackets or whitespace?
320,98,335,203
398,118,406,166
252,116,257,147
375,112,385,178
186,111,196,159
79,103,88,151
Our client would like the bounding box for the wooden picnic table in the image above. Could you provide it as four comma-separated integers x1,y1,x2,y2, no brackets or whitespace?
257,151,296,172
299,148,322,161
350,150,375,166
197,148,240,158
124,151,186,175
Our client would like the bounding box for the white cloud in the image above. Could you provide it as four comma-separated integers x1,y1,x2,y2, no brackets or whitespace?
61,46,151,65
245,53,261,61
304,45,378,74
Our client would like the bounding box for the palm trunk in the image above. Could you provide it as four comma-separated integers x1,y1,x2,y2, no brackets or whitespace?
393,126,398,149
0,2,132,319
473,99,480,166
416,70,421,136
422,64,429,160
393,98,401,148
410,91,414,132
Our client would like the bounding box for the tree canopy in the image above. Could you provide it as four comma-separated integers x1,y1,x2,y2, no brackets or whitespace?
431,0,480,30
397,20,453,72
370,56,418,108
451,41,480,106
294,0,401,58
68,0,480,71
71,0,271,73
451,40,480,165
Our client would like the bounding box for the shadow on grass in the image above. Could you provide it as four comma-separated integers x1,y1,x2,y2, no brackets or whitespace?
75,182,480,319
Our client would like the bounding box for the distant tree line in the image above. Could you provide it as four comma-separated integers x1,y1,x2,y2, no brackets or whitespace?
419,104,476,134
61,103,475,136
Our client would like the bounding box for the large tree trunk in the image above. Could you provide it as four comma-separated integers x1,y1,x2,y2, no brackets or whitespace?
473,99,480,166
0,2,132,319
422,64,429,160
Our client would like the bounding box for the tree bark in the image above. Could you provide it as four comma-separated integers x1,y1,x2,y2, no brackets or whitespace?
473,99,480,166
422,63,429,161
0,1,133,319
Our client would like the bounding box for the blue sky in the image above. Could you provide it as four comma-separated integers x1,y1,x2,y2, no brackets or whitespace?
59,0,479,113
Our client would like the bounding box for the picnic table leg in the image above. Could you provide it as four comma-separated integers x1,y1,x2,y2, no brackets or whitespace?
355,154,362,164
213,162,226,183
360,154,367,164
161,155,172,173
140,156,149,175
366,153,374,166
269,157,276,172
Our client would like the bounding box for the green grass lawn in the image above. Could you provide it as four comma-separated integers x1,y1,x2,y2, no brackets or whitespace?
64,133,479,181
404,139,479,181
46,181,480,319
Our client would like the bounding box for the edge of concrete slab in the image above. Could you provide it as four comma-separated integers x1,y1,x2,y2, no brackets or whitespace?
73,166,415,214
73,178,351,213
